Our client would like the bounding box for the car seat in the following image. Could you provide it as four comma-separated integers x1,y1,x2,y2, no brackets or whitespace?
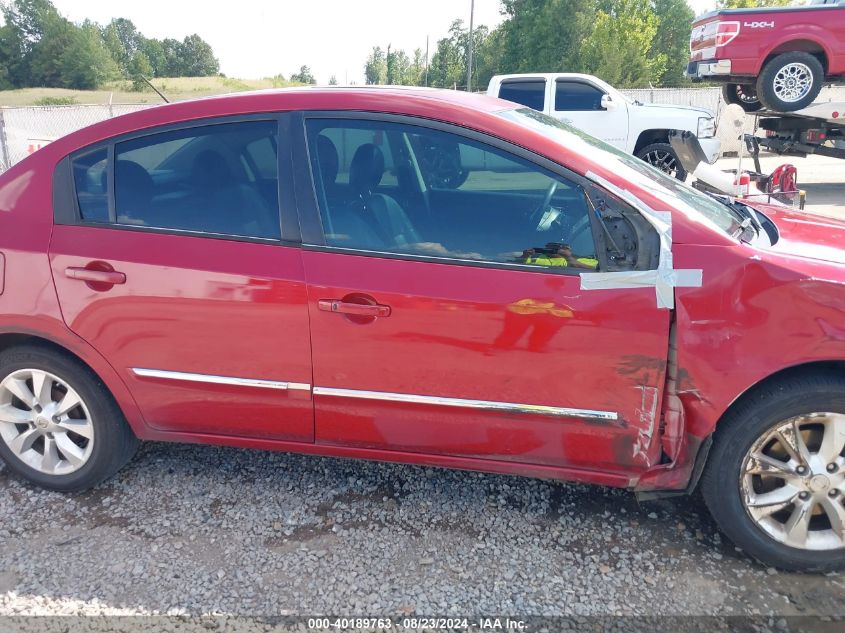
114,160,154,223
188,149,277,238
348,143,421,248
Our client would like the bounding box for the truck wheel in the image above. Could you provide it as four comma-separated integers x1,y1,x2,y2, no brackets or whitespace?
756,52,824,112
0,345,139,492
722,83,762,112
701,371,845,572
635,143,687,181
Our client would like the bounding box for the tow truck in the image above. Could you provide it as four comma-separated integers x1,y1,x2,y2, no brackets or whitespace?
752,101,845,160
669,99,843,212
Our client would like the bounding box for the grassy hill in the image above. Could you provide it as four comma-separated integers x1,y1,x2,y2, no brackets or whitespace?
0,76,307,107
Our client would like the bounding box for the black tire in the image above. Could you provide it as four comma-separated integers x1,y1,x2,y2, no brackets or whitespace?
722,83,763,112
0,345,139,492
756,52,824,112
635,142,687,181
701,371,845,572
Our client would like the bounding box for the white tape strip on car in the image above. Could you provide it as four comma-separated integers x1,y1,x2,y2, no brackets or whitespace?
581,172,702,309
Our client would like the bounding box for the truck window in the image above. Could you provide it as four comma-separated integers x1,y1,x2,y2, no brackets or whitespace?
555,81,605,112
499,79,546,111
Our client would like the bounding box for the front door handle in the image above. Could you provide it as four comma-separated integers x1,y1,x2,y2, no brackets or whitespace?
318,299,391,318
65,267,126,285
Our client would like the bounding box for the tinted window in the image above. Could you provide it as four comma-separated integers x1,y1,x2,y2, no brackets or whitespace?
555,81,605,111
72,148,109,222
243,136,277,180
499,80,546,111
500,107,744,237
110,120,281,239
306,119,598,274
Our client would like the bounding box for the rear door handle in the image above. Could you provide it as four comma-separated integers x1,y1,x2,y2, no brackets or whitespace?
318,299,391,317
65,267,126,285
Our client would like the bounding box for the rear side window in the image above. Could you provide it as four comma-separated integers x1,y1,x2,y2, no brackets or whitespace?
72,120,282,240
555,81,605,111
72,148,108,222
498,80,546,111
243,136,277,180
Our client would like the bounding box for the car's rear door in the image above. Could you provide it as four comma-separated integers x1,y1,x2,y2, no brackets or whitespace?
496,77,549,113
294,113,672,473
49,115,314,442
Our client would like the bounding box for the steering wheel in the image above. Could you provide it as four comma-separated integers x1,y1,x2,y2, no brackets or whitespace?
528,181,559,226
417,140,468,189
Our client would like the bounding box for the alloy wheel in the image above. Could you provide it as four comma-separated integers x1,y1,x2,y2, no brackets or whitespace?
734,84,759,104
773,63,814,104
741,413,845,551
0,368,94,475
644,150,678,178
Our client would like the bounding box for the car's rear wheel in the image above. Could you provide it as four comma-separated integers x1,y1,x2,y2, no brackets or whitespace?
756,52,824,112
635,143,687,181
0,345,138,492
722,83,763,112
702,372,845,571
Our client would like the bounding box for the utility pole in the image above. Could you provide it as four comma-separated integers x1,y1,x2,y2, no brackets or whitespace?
466,0,475,92
424,35,430,87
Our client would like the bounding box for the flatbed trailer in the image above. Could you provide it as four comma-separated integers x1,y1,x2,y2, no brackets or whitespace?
751,102,845,161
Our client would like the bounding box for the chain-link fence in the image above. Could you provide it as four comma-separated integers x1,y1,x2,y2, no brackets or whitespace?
0,103,153,172
2,86,845,172
621,86,723,112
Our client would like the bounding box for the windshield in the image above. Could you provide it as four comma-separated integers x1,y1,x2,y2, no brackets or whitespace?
497,108,742,237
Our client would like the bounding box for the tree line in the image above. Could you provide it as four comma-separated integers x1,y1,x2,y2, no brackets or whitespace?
0,0,220,90
364,0,789,91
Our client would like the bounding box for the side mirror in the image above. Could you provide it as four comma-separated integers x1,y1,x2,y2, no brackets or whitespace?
601,94,616,111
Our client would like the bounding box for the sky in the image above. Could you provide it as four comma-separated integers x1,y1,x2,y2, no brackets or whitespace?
49,0,719,85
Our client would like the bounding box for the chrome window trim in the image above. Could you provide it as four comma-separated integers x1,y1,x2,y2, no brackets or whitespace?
301,244,584,277
312,387,617,421
131,368,311,392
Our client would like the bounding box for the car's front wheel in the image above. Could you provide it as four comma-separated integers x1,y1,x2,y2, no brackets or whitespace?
722,83,763,112
0,345,139,492
635,143,687,181
702,372,845,572
756,52,824,112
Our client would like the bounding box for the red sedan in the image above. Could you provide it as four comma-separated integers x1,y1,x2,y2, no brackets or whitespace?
0,87,843,571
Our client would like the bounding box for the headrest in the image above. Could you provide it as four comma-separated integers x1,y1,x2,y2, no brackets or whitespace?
190,149,232,189
114,160,153,212
349,143,384,194
316,135,339,186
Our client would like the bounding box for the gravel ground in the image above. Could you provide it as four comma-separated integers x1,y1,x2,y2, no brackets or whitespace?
1,442,844,619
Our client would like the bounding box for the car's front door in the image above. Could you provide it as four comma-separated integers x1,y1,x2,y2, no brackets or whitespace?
49,117,314,442
552,80,629,150
296,114,671,473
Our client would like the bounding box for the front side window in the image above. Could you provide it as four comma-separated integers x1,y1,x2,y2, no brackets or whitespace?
74,120,282,240
498,80,546,112
555,81,605,111
499,107,744,237
306,118,600,274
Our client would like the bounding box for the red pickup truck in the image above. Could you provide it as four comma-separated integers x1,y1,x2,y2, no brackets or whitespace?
688,0,845,112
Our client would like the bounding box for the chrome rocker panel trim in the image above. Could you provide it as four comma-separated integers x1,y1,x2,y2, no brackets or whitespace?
131,368,311,392
312,387,618,421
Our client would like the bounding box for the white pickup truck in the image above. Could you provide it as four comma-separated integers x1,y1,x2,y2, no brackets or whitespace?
487,73,721,180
